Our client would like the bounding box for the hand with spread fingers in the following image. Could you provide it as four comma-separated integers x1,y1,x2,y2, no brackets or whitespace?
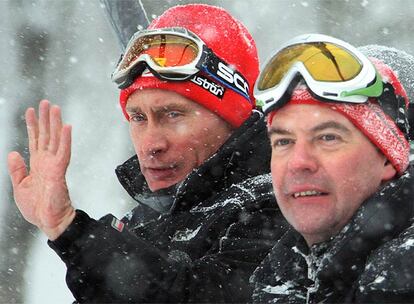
7,100,75,240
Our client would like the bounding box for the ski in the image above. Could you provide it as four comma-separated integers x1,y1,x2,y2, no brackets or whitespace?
100,0,150,51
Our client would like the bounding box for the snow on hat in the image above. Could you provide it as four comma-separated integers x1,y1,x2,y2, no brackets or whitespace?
267,58,410,175
359,45,414,105
359,45,414,139
119,4,259,127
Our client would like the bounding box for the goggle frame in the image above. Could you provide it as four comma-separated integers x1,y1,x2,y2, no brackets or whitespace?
112,27,251,102
254,33,383,114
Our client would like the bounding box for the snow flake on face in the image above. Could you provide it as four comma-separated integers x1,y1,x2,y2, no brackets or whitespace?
171,225,202,242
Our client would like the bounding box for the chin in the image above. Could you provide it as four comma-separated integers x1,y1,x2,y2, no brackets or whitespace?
295,219,336,239
147,182,174,192
145,169,190,192
147,177,184,192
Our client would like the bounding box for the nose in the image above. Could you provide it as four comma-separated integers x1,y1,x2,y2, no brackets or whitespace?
287,140,318,173
139,123,169,157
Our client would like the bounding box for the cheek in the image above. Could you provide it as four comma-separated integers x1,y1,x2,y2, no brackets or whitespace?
325,154,361,191
270,158,284,197
327,152,383,206
170,132,202,161
172,126,205,152
175,128,199,149
129,126,141,149
174,123,193,136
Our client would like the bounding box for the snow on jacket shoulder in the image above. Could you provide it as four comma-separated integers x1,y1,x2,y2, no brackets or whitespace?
48,112,289,303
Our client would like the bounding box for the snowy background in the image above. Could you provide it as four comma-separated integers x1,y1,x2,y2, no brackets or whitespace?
1,0,413,303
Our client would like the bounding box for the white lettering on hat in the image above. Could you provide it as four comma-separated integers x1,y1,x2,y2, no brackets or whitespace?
217,62,249,96
191,75,225,98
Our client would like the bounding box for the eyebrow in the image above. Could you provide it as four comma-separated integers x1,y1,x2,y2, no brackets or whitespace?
311,121,351,134
125,105,141,113
268,127,292,137
268,120,351,136
125,103,191,114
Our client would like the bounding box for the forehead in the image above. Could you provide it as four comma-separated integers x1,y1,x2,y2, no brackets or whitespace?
126,88,201,111
269,103,357,133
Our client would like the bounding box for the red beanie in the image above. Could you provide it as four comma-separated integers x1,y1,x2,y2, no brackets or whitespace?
119,4,259,127
268,58,410,175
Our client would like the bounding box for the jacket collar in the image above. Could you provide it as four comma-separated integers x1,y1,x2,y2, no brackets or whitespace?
309,166,414,297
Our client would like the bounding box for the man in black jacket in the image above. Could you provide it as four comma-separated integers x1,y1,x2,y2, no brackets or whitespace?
251,35,414,303
7,4,287,303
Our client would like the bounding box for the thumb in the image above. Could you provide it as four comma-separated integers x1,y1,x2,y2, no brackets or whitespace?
8,151,28,188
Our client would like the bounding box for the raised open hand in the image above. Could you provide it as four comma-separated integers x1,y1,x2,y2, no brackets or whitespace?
7,100,76,240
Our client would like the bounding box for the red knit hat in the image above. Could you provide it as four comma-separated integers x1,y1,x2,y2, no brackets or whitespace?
268,58,410,175
119,4,259,127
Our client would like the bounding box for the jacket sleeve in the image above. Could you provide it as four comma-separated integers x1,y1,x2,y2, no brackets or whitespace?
48,208,286,303
48,210,177,303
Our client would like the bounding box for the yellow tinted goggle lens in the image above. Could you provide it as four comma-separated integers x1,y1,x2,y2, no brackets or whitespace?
120,34,199,70
258,42,363,90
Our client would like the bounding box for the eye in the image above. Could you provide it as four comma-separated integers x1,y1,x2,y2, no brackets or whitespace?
272,138,294,148
320,134,339,141
129,113,146,122
317,133,344,146
166,111,182,119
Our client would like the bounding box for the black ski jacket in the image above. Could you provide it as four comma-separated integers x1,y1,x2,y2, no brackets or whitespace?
48,112,288,303
251,166,414,303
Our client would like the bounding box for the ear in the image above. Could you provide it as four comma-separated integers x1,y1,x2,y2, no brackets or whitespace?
381,158,397,182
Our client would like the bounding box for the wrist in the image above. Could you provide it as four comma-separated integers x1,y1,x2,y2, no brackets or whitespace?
43,207,76,241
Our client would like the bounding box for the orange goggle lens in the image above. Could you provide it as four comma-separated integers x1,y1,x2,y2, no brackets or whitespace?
120,34,199,71
258,42,363,91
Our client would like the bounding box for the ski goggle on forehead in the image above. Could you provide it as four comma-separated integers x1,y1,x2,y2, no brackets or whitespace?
111,27,251,102
254,33,384,114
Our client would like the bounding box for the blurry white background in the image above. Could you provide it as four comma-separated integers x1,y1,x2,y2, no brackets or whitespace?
1,0,413,302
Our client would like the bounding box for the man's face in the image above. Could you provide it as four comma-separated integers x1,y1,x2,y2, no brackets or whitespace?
126,89,233,191
269,104,396,246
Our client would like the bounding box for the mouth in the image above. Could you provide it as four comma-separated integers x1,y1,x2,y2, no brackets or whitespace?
148,164,177,170
144,164,179,180
292,190,328,198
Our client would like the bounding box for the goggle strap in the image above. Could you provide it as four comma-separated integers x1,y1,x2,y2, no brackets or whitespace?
378,82,410,137
119,62,148,89
199,46,251,102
